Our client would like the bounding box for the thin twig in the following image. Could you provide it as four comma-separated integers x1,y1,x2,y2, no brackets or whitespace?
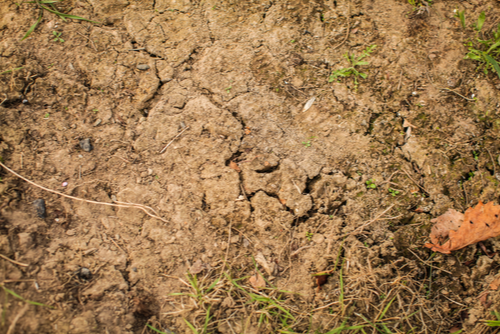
344,204,395,237
291,245,311,257
332,1,350,50
75,31,98,52
440,88,475,101
401,168,429,195
6,303,29,334
486,148,497,176
0,161,168,223
160,127,190,154
0,253,28,267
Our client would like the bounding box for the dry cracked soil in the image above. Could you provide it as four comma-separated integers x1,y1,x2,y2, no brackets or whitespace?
1,0,500,333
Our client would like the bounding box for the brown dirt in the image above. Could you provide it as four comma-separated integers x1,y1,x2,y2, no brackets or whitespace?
1,0,500,333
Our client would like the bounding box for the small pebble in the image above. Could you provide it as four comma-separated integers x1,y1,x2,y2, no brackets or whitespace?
33,199,46,218
79,138,93,152
137,64,150,70
93,119,102,127
62,182,68,187
78,267,92,280
132,267,137,272
22,99,28,104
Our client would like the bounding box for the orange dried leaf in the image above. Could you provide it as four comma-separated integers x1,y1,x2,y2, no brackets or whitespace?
229,161,241,173
425,201,500,254
429,209,464,245
245,127,251,135
279,198,287,205
249,274,266,290
490,276,500,290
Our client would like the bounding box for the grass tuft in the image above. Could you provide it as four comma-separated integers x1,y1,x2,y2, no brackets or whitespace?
19,0,98,41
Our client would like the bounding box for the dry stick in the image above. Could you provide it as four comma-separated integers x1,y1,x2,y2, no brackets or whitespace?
486,148,497,176
0,161,168,223
0,253,28,267
440,87,475,101
75,31,98,52
332,1,350,50
343,204,395,237
6,303,29,334
160,126,190,154
401,168,429,195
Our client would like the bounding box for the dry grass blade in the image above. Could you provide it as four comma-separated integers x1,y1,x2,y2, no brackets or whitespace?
0,254,29,267
0,161,168,223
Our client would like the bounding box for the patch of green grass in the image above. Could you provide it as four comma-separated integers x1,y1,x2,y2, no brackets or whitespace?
19,0,98,41
225,273,296,331
485,310,500,327
328,45,377,89
184,306,212,334
462,11,500,79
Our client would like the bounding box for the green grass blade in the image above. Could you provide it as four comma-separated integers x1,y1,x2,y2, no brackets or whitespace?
146,324,169,334
204,277,220,294
1,285,53,308
476,11,485,31
22,13,42,40
0,67,24,75
378,296,396,320
339,264,344,314
183,318,199,334
484,54,500,79
39,4,99,23
203,305,211,334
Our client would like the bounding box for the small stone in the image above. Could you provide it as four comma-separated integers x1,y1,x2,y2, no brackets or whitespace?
93,119,102,127
132,267,137,272
78,267,91,280
79,138,93,152
33,199,46,218
137,64,150,70
345,179,357,191
312,233,325,244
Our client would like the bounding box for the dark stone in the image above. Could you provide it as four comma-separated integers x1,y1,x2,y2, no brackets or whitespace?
80,138,93,152
33,199,46,218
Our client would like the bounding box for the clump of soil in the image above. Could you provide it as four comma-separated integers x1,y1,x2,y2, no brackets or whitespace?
1,0,500,333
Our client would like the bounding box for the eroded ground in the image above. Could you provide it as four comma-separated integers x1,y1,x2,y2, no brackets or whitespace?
1,0,500,333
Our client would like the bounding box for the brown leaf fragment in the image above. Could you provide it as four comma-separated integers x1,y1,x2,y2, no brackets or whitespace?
249,274,266,290
244,127,251,135
316,274,328,290
429,209,464,245
479,292,491,308
279,198,287,205
229,161,241,173
425,201,500,254
490,276,500,290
